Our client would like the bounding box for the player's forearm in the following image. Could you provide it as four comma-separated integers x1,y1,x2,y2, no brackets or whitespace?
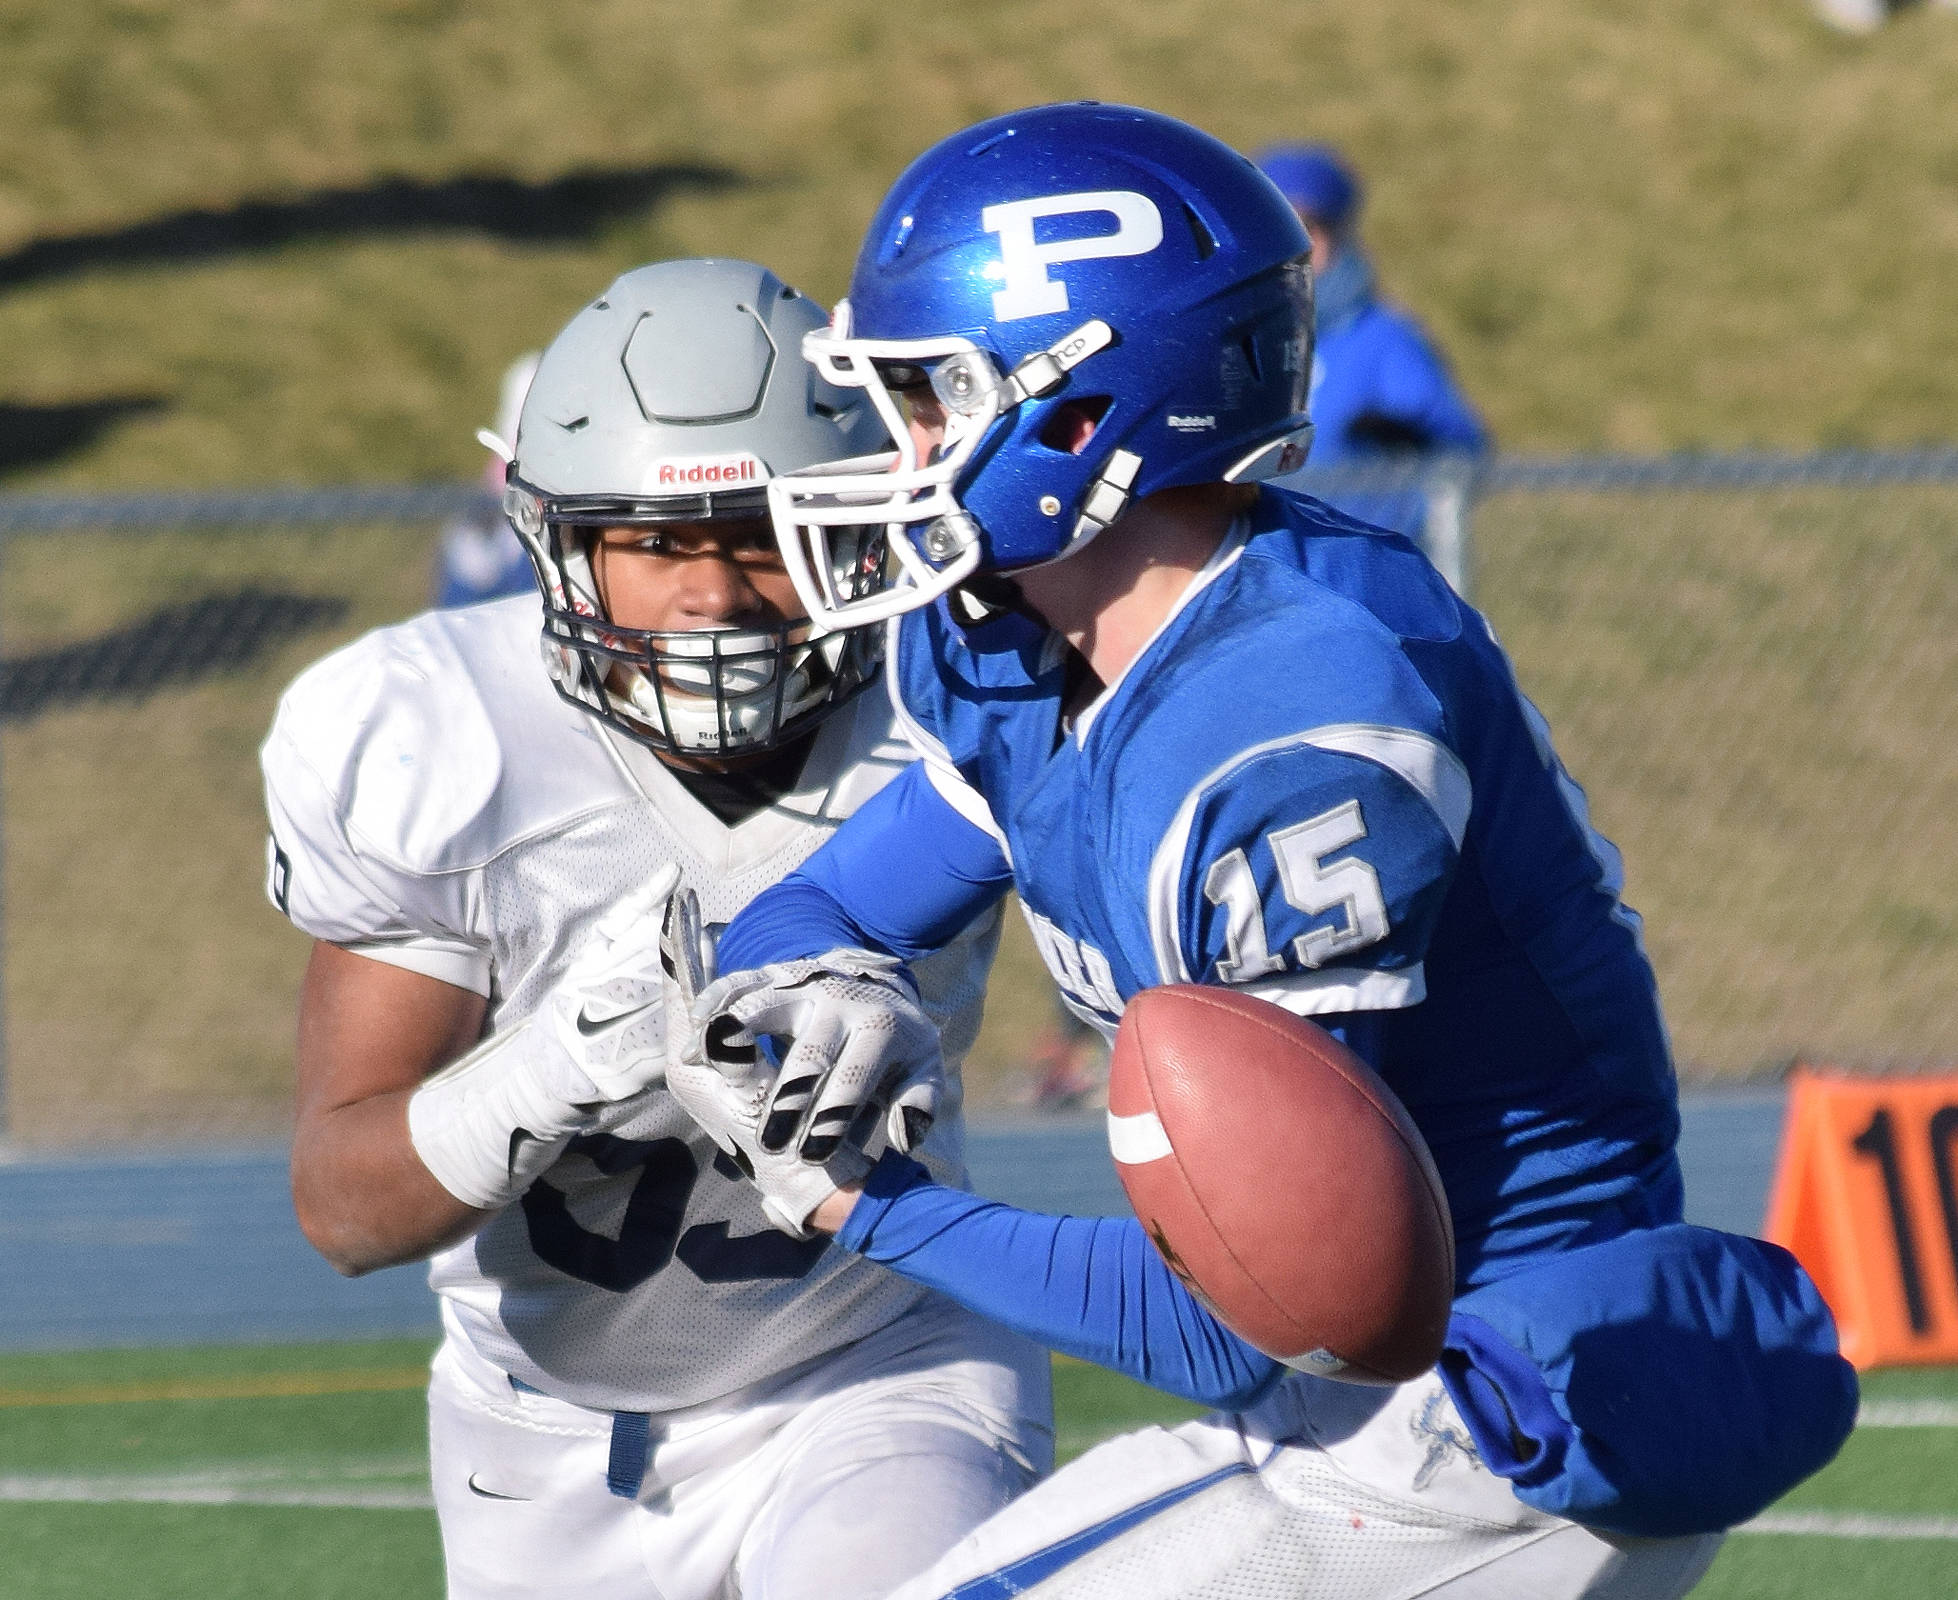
291,1092,490,1275
292,944,496,1273
832,1154,1282,1409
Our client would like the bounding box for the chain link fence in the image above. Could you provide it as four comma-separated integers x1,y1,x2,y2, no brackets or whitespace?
0,455,1951,1144
1464,456,1958,1080
0,497,459,1145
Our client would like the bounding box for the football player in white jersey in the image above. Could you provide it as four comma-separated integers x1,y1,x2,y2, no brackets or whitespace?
261,258,1052,1600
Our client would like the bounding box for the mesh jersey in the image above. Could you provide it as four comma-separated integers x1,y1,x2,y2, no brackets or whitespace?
261,594,999,1413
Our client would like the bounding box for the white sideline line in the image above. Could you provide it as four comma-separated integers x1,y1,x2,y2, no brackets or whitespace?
1857,1399,1958,1428
1739,1511,1958,1541
0,1472,432,1511
3,1473,1955,1538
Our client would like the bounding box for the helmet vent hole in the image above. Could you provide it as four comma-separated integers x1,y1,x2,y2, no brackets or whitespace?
1038,396,1112,455
593,299,609,310
1182,202,1218,261
561,416,590,433
1239,333,1265,383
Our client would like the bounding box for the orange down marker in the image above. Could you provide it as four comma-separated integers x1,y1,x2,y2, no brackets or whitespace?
1764,1067,1958,1369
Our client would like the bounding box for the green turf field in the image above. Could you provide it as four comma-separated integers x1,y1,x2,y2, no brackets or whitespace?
0,1341,1949,1597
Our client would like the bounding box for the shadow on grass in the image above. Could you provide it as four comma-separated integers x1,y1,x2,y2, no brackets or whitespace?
0,589,349,720
0,396,171,477
0,163,743,291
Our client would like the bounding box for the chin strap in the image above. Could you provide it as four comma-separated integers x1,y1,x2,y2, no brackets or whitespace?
1070,449,1145,549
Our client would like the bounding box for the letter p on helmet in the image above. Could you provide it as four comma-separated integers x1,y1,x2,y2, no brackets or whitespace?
982,191,1165,323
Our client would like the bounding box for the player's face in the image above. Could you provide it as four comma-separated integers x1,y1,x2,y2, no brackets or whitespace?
877,367,951,465
590,516,804,633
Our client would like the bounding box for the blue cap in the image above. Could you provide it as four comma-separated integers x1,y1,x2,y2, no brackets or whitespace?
1252,143,1362,231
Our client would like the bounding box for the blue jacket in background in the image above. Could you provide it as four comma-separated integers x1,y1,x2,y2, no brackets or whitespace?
433,507,536,609
1300,260,1489,542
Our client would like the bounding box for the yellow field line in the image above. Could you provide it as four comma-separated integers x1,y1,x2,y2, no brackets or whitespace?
0,1368,429,1408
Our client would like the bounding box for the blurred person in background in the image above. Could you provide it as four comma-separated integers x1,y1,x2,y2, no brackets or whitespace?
1812,0,1958,31
262,260,1049,1600
1255,142,1488,544
432,352,540,607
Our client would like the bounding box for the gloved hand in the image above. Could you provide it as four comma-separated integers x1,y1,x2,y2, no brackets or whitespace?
534,863,682,1102
660,891,874,1239
407,863,682,1209
692,950,945,1163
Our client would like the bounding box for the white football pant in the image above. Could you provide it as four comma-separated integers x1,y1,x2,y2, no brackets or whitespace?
884,1369,1724,1600
429,1296,1053,1600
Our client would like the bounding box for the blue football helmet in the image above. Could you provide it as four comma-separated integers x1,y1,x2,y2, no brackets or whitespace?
769,102,1315,628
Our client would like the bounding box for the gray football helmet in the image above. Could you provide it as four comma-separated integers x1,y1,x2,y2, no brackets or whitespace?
503,259,890,758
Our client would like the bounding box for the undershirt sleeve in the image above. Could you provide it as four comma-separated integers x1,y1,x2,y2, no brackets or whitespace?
838,1153,1283,1410
718,759,1014,971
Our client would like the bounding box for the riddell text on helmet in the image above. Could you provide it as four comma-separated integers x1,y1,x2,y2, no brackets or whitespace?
654,453,769,487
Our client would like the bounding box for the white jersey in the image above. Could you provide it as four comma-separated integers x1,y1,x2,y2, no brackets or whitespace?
262,593,1000,1414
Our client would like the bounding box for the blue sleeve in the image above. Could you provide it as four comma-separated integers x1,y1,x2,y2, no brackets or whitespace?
718,760,1014,971
1437,1225,1857,1536
839,1154,1284,1410
1162,736,1460,1014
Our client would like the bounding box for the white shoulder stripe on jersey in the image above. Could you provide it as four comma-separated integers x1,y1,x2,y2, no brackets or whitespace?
921,758,1012,856
1145,724,1470,990
1230,964,1425,1017
884,615,1015,859
1513,689,1649,951
1106,1109,1173,1165
883,615,958,768
1301,724,1473,849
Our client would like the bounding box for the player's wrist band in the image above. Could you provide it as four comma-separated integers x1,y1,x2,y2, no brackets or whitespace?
407,1021,592,1210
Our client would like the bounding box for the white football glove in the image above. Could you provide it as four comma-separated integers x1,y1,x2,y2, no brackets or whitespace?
407,863,682,1209
693,949,944,1164
659,890,870,1239
535,865,681,1101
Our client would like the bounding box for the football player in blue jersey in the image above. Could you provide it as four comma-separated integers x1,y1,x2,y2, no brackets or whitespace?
663,104,1857,1599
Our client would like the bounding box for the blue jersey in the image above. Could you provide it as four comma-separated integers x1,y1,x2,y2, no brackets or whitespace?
718,484,1854,1535
891,488,1677,1285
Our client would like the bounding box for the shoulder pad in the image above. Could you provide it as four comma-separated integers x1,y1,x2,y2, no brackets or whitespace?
267,598,615,877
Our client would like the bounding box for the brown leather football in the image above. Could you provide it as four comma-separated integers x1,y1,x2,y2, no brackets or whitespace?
1107,984,1455,1383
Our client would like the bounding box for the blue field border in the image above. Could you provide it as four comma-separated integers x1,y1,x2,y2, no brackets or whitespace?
0,1092,1785,1351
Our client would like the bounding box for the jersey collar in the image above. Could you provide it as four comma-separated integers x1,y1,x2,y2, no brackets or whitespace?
594,698,867,869
1069,514,1253,748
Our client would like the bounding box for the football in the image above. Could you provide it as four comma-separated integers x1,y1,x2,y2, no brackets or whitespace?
1107,985,1455,1383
